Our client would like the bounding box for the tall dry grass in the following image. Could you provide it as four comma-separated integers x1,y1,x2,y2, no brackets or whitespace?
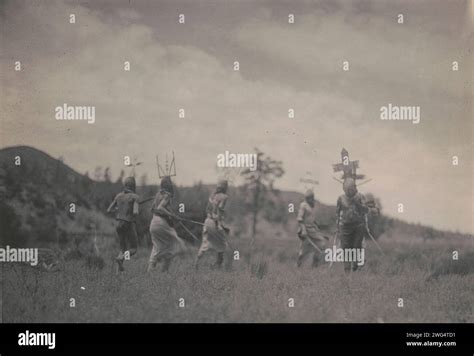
3,236,473,323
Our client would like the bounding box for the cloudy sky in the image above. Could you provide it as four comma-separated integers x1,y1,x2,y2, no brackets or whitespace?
1,0,472,233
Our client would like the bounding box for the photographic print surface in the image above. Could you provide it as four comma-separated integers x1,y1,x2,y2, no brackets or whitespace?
0,0,472,326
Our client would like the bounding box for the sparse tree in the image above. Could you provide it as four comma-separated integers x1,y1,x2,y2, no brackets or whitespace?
93,166,103,181
103,167,112,183
241,148,284,244
139,173,147,187
116,169,125,185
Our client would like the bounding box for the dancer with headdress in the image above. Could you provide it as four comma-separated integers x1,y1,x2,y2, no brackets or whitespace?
147,174,186,273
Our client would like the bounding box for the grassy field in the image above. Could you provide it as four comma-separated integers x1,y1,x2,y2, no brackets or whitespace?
2,237,473,323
